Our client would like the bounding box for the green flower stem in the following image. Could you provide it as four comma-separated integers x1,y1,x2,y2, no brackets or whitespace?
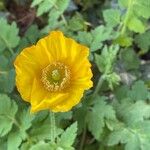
93,75,105,97
50,111,56,143
121,0,133,35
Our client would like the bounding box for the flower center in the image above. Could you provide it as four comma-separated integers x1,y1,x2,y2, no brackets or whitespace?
41,62,71,92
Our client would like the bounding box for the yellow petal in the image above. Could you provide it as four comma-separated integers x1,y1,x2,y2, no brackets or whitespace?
31,92,69,112
14,45,52,101
50,90,84,112
44,31,67,60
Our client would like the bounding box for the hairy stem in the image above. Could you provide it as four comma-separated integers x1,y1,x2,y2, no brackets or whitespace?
50,111,56,143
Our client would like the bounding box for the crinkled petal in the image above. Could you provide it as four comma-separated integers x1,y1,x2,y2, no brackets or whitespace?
50,90,84,112
14,44,53,101
31,92,69,112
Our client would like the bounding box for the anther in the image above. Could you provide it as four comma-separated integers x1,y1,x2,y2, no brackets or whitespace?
41,62,71,92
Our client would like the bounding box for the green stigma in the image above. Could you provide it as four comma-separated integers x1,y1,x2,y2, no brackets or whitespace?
51,69,61,81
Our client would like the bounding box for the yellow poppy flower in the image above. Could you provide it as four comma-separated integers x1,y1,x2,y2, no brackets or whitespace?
14,31,93,113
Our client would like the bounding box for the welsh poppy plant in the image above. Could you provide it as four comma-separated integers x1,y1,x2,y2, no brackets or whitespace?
14,31,93,112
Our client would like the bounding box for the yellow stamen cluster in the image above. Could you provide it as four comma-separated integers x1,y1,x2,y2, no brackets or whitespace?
41,62,71,92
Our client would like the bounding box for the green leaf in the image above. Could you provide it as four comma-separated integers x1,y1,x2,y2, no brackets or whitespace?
105,72,121,90
0,18,20,53
0,138,7,150
55,0,70,14
0,69,15,93
29,124,51,140
68,13,86,31
90,26,113,52
87,96,116,140
74,106,88,133
107,121,150,150
15,108,34,139
31,0,57,16
0,55,8,70
24,25,40,44
103,9,120,27
59,122,77,148
107,127,130,146
133,0,150,19
114,35,133,47
48,0,70,23
115,100,150,125
20,142,33,150
37,0,57,16
16,25,40,52
32,0,70,30
127,17,145,33
77,26,115,52
56,111,72,127
115,80,150,102
56,112,72,122
31,110,49,125
118,0,128,7
135,30,150,53
95,45,120,89
31,0,44,7
29,141,50,150
95,53,106,73
95,45,119,73
0,94,18,137
128,80,149,101
77,31,93,47
18,109,34,130
120,48,140,70
115,85,129,100
7,129,22,150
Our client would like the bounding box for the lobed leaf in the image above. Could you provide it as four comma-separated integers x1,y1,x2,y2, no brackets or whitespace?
87,96,116,140
0,18,20,53
0,94,18,137
107,121,150,150
103,9,121,27
59,122,77,148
